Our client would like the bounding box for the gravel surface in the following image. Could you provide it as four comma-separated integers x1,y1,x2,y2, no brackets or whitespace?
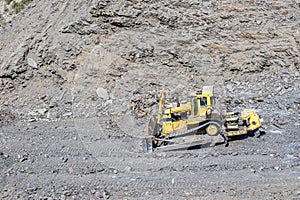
0,0,299,199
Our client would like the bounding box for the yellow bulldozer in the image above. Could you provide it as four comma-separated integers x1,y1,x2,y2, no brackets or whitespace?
143,86,263,153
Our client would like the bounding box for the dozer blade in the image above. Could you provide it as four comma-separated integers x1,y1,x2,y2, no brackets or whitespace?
147,115,159,137
143,137,153,153
143,115,158,153
156,135,224,152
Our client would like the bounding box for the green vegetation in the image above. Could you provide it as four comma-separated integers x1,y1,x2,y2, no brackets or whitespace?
11,0,33,14
0,0,34,28
0,16,7,28
0,21,7,27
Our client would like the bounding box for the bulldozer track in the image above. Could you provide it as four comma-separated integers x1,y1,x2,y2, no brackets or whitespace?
171,156,281,170
165,121,228,143
17,172,299,191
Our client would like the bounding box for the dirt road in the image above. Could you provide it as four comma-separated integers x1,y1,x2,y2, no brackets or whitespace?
1,115,299,199
0,0,300,199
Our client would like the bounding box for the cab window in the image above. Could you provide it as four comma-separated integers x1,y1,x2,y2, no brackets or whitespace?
200,97,207,107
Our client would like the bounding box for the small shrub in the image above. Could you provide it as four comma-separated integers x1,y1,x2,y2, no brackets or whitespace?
0,21,7,28
0,16,7,28
12,2,24,14
12,0,33,14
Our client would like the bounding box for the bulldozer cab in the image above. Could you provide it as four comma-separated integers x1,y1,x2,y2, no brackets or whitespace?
190,86,214,117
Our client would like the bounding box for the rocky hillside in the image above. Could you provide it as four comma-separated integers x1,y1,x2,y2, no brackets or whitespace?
0,0,299,124
0,0,299,198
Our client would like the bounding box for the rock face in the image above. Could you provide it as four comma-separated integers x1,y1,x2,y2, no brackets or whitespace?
0,0,298,123
0,0,299,199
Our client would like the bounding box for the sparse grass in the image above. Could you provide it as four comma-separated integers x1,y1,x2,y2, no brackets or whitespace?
0,18,7,28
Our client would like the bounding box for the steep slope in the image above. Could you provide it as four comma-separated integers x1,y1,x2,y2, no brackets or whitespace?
0,0,299,123
0,0,299,199
0,1,299,122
